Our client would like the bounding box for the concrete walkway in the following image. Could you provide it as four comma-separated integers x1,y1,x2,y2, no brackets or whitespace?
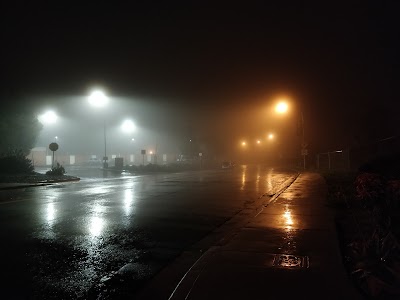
136,172,363,299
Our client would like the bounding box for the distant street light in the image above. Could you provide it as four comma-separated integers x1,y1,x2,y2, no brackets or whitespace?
38,111,57,124
88,89,109,169
268,133,274,140
121,120,136,133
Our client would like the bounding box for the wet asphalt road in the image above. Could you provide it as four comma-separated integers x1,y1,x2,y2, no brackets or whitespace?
0,165,297,299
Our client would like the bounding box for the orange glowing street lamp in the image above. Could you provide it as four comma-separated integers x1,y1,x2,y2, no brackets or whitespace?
275,101,289,114
274,99,306,169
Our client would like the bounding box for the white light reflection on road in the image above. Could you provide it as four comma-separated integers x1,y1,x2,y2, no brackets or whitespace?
46,202,56,224
43,190,59,227
88,203,106,239
124,189,134,216
39,189,59,239
89,216,105,237
123,181,138,217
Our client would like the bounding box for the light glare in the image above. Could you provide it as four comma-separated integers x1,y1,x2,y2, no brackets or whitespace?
275,101,288,114
121,120,136,133
88,90,109,107
38,111,57,124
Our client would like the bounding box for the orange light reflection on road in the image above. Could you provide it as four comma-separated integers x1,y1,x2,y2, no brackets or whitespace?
241,165,247,190
283,205,294,228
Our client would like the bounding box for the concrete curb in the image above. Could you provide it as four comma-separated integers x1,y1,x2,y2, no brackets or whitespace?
0,177,80,190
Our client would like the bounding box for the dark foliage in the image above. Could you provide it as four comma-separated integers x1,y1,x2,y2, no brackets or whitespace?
323,171,400,298
359,154,400,180
0,105,42,156
46,163,65,175
0,150,34,174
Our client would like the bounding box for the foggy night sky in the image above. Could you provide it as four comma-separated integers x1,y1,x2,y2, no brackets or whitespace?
1,1,400,157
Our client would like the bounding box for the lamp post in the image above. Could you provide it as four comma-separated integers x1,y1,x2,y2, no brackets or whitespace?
299,111,306,169
88,89,109,169
275,100,306,169
38,110,58,161
120,119,136,165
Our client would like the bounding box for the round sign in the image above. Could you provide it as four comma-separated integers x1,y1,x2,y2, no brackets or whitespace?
49,142,59,152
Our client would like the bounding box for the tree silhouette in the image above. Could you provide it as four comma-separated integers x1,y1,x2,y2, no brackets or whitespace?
0,106,42,156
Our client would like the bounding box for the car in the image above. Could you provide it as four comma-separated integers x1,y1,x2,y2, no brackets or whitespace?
86,157,102,165
222,161,234,169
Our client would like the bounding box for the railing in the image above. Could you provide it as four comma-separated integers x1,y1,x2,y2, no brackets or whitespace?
317,135,400,171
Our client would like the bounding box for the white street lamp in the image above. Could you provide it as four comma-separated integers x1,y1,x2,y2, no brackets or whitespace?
121,120,136,133
88,89,109,168
38,111,57,124
88,90,109,107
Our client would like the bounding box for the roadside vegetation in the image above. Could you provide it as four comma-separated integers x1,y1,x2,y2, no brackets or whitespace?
0,150,35,174
322,163,400,299
0,150,78,183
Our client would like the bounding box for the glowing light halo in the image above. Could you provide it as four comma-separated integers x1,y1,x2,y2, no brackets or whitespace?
88,90,109,107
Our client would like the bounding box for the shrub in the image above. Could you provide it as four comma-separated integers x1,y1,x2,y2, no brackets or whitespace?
355,173,386,210
46,163,65,176
0,150,34,174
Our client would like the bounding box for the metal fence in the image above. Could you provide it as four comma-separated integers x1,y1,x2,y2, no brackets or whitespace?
317,136,400,171
317,150,350,171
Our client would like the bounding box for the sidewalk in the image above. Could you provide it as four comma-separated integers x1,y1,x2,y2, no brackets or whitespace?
136,172,363,299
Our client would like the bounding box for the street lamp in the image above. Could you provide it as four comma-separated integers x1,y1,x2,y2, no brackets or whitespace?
38,111,59,153
275,101,288,114
120,120,136,165
121,119,136,133
88,90,108,107
38,110,57,125
274,100,306,169
88,89,109,169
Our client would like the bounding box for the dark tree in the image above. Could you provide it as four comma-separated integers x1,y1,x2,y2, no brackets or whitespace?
0,105,42,156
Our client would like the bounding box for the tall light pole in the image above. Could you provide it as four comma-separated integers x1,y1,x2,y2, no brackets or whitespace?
38,110,58,160
300,111,306,170
275,100,306,169
121,119,136,165
88,89,109,169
